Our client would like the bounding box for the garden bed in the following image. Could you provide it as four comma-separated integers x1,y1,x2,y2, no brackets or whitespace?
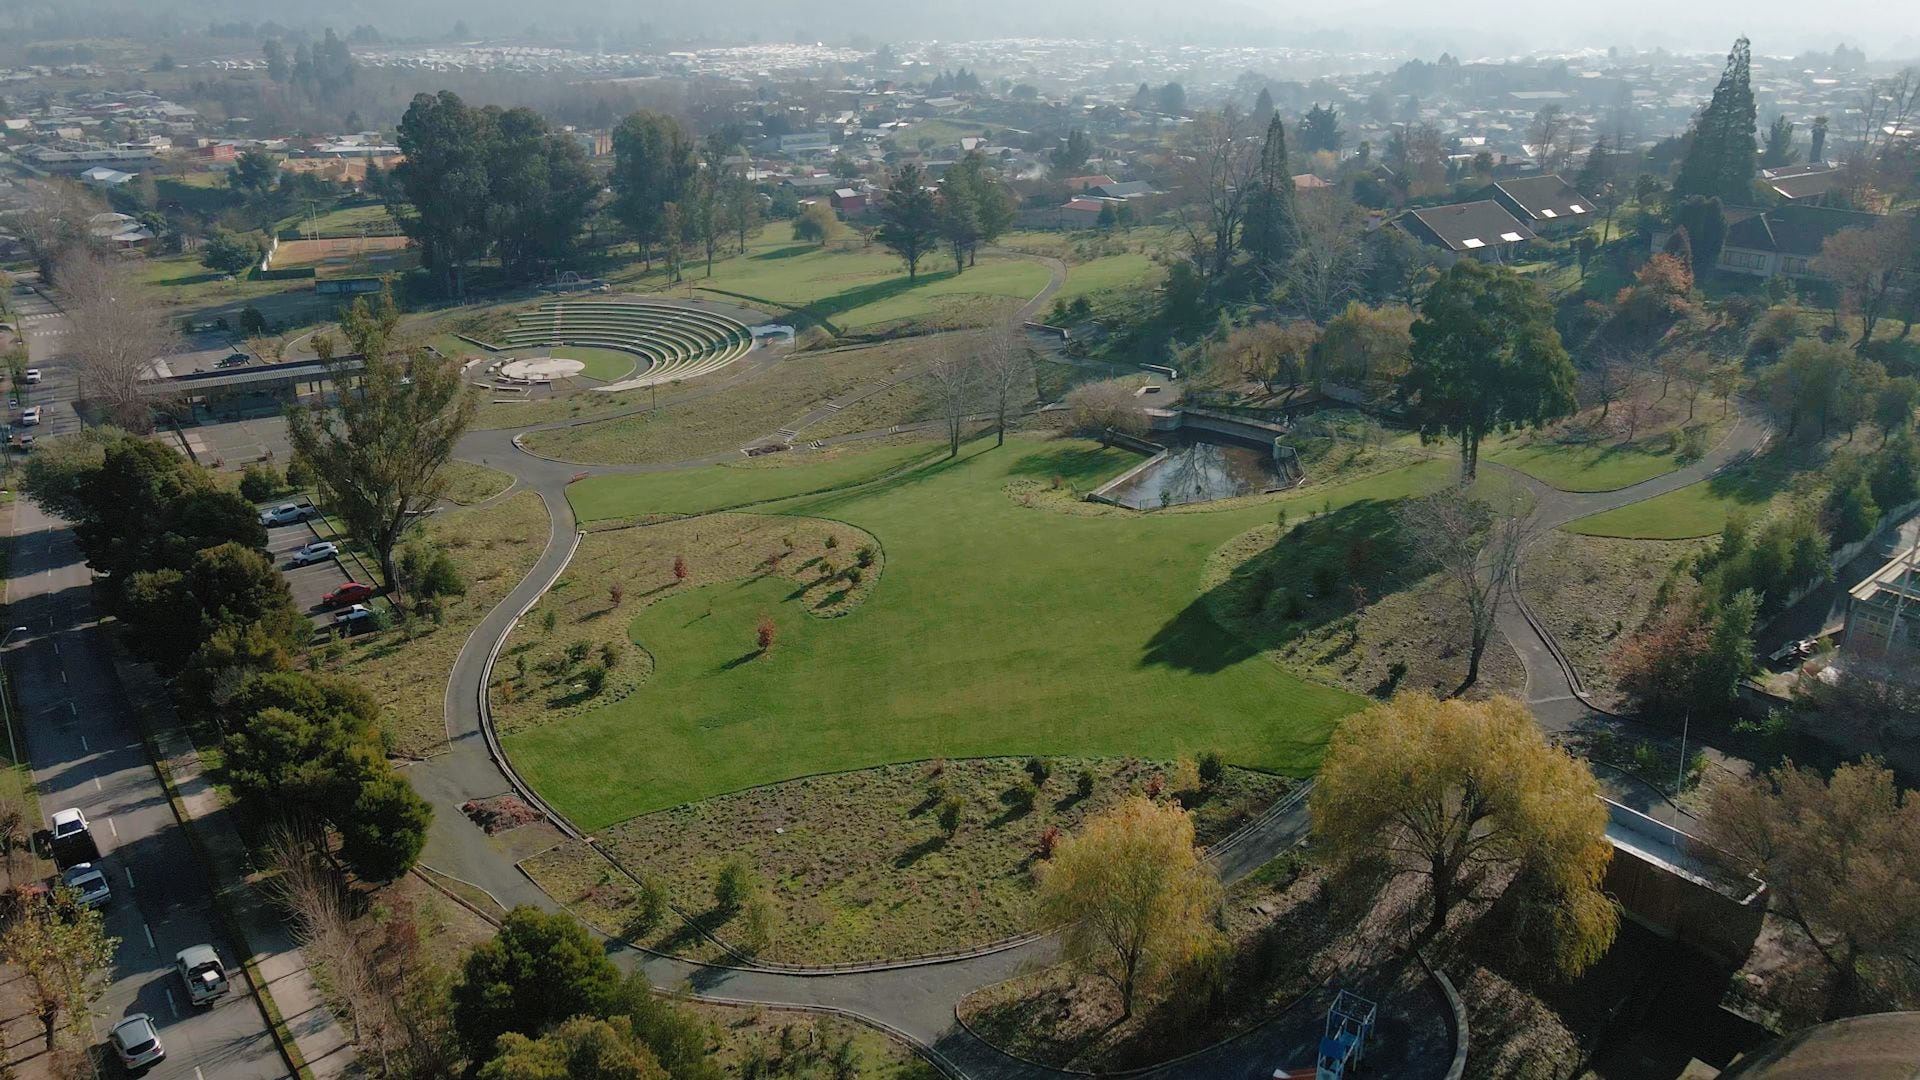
521,757,1290,966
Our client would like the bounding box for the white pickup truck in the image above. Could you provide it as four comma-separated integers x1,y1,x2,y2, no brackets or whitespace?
176,944,230,1005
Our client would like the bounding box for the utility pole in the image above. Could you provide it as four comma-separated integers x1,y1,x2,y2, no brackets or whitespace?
1,625,28,769
1675,709,1691,796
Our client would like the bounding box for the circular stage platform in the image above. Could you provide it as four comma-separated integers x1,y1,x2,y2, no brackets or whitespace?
499,356,586,381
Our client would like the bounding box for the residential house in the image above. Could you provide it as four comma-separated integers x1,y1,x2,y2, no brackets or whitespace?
1487,174,1596,234
1058,196,1124,228
1059,174,1117,193
1393,200,1537,262
1760,163,1844,204
1844,547,1920,659
78,165,133,188
1087,180,1156,200
86,211,152,249
830,188,868,216
1291,173,1333,193
1702,204,1881,279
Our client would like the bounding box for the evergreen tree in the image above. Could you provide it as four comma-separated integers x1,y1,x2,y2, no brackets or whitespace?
1675,37,1757,203
1300,103,1344,153
1050,128,1093,176
1241,115,1300,272
1252,87,1275,126
876,164,940,280
1761,115,1800,168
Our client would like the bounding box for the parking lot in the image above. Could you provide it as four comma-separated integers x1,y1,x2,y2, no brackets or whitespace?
259,503,386,636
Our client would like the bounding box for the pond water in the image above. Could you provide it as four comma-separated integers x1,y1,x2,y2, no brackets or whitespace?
1101,435,1279,509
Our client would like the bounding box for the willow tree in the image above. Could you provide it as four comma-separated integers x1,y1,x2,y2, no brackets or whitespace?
1036,797,1222,1017
287,288,477,599
1311,694,1617,975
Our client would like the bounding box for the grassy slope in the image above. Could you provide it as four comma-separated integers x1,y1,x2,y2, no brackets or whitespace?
1485,439,1685,492
689,236,1046,329
508,438,1453,827
1052,253,1159,304
1562,463,1785,539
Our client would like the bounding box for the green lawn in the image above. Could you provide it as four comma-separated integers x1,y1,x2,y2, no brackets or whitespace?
509,438,1454,827
566,441,948,520
689,235,1047,330
1562,466,1782,539
552,346,638,382
1485,438,1685,492
1053,253,1160,304
281,202,399,236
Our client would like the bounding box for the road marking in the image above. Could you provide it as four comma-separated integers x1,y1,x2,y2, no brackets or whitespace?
79,735,87,751
167,991,179,1020
106,817,116,838
194,1068,204,1080
67,702,76,717
124,868,134,889
60,669,67,685
91,773,101,791
51,642,58,655
143,923,155,950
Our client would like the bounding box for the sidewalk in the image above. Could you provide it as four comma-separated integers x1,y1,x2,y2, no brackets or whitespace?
109,644,360,1080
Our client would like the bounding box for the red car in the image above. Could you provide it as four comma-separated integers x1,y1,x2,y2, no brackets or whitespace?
322,581,374,608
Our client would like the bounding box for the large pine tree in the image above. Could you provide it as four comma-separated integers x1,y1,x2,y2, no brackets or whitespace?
1241,115,1300,272
1675,37,1757,203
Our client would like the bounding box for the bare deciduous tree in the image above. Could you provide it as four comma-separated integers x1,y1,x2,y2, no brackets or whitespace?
57,248,178,431
267,829,401,1073
1066,378,1149,446
977,317,1035,447
1279,192,1372,323
1581,349,1642,420
1396,491,1539,694
1174,105,1261,279
924,347,982,457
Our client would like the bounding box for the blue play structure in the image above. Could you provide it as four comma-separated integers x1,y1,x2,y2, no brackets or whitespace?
1316,990,1377,1079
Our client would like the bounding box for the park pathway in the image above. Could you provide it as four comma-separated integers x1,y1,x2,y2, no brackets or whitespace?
409,263,1772,1077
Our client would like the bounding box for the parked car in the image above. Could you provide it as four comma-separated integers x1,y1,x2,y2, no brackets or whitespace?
19,406,40,425
109,1014,165,1070
176,944,230,1005
59,863,111,909
1767,638,1819,667
48,807,99,866
216,353,249,369
322,581,373,608
21,368,40,384
333,604,377,633
287,541,339,568
259,502,311,526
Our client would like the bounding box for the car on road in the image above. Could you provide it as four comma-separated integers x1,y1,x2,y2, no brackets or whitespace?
216,353,250,369
176,944,230,1005
333,604,377,633
49,807,99,866
109,1013,165,1070
21,368,40,384
322,581,374,608
19,406,40,425
60,864,111,909
287,541,340,567
50,807,89,843
259,502,312,526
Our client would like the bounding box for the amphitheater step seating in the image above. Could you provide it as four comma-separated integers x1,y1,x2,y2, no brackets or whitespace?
501,299,756,389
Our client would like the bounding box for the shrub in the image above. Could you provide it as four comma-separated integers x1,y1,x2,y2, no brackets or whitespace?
1007,780,1038,815
1197,751,1225,787
1036,824,1061,860
1632,741,1663,777
581,666,607,694
756,613,777,651
855,545,875,568
239,463,283,502
564,640,591,667
672,555,688,581
1144,772,1165,799
824,534,838,550
1025,756,1052,785
1076,769,1095,798
625,875,669,938
599,642,618,669
541,608,558,634
937,796,964,836
1748,306,1800,358
1171,757,1203,801
714,857,753,913
285,456,316,491
845,567,862,586
608,583,624,607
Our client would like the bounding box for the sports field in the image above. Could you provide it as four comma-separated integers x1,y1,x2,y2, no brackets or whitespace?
506,438,1455,827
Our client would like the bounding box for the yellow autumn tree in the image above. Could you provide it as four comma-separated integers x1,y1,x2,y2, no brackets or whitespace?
1311,693,1617,975
1035,796,1223,1017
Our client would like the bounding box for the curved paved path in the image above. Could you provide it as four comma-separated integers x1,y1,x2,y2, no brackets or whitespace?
408,260,1771,1077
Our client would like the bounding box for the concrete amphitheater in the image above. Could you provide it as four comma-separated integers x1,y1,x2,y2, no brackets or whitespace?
497,297,764,391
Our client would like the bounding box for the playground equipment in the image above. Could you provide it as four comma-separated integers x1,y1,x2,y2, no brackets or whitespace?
1271,989,1377,1080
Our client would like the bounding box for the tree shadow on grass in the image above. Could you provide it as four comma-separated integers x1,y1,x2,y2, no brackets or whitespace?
1140,499,1413,675
1003,443,1140,485
752,244,819,261
716,650,764,673
895,834,948,868
798,268,961,326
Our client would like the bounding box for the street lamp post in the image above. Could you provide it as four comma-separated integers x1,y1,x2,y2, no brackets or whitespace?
1,625,29,769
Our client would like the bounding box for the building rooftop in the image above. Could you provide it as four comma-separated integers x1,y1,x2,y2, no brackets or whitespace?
1398,200,1536,252
1492,173,1594,221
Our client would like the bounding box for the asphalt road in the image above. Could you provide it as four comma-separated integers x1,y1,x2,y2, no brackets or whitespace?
7,278,82,442
4,359,290,1076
